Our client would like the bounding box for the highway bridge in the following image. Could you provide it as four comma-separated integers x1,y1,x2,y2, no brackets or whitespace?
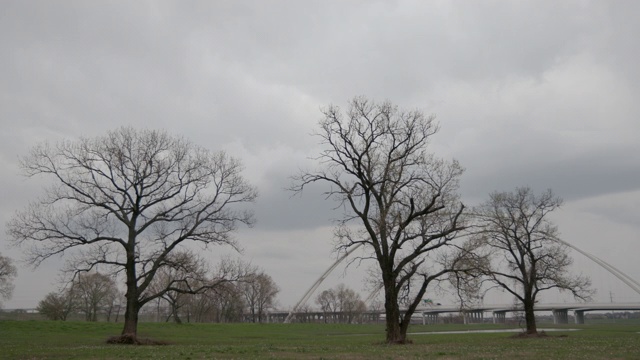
282,235,640,324
269,302,640,324
420,302,640,325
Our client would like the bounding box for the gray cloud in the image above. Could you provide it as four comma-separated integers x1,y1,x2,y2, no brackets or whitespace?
1,0,639,308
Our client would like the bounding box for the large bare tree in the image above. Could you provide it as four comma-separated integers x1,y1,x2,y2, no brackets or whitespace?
8,127,257,340
473,187,592,335
293,97,467,343
0,253,17,307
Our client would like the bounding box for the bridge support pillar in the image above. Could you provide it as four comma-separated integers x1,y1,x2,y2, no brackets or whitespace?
464,310,484,324
492,311,506,324
422,313,439,325
552,309,569,324
574,310,585,324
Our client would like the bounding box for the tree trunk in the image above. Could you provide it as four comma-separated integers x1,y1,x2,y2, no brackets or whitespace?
173,308,182,324
106,301,115,322
115,304,121,322
523,299,537,335
383,281,407,344
122,246,139,336
122,298,139,336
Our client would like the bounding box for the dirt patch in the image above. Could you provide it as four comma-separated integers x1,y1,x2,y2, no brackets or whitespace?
372,339,414,346
106,334,170,345
511,331,568,339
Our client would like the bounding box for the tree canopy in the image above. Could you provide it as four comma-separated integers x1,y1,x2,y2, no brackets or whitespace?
8,127,257,339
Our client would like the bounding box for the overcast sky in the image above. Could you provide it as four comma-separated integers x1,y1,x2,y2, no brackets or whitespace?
2,1,639,310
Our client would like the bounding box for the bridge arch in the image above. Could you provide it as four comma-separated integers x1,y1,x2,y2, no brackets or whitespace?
284,237,639,323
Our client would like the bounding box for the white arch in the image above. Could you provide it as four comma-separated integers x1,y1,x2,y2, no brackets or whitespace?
552,236,640,296
284,244,363,323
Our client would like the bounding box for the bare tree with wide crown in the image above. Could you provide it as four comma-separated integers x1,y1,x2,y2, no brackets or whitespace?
8,127,257,342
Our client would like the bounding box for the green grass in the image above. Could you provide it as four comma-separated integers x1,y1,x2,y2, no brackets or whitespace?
1,320,639,359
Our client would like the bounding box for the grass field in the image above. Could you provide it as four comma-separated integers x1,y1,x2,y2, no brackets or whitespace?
1,320,639,359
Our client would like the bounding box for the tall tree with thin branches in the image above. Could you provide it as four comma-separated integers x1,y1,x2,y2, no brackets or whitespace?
473,187,592,334
8,127,257,340
293,97,468,343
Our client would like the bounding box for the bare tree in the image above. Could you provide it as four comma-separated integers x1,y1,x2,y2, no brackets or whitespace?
316,284,366,323
316,288,339,322
184,290,215,323
104,290,123,322
293,97,467,343
0,253,17,307
147,250,209,324
208,282,246,323
473,187,592,335
73,272,119,321
150,253,251,324
37,291,76,321
335,284,367,324
7,128,257,340
240,271,279,323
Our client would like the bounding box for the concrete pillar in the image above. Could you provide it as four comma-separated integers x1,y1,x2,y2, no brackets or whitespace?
574,311,585,324
465,310,483,324
470,310,484,324
553,309,569,324
423,313,438,325
493,311,506,324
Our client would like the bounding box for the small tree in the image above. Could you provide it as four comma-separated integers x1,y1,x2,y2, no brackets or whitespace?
185,290,215,323
8,128,257,340
37,291,76,321
316,284,366,323
104,290,123,322
149,253,250,324
473,187,592,334
335,284,367,324
293,97,467,343
73,272,119,321
316,288,339,322
210,282,245,322
0,253,17,307
240,271,279,323
148,251,208,324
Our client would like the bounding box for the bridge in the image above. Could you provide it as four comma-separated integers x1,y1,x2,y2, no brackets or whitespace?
420,302,640,325
283,233,640,324
270,302,640,325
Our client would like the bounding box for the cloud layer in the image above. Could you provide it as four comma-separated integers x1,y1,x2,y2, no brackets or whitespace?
2,1,639,308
